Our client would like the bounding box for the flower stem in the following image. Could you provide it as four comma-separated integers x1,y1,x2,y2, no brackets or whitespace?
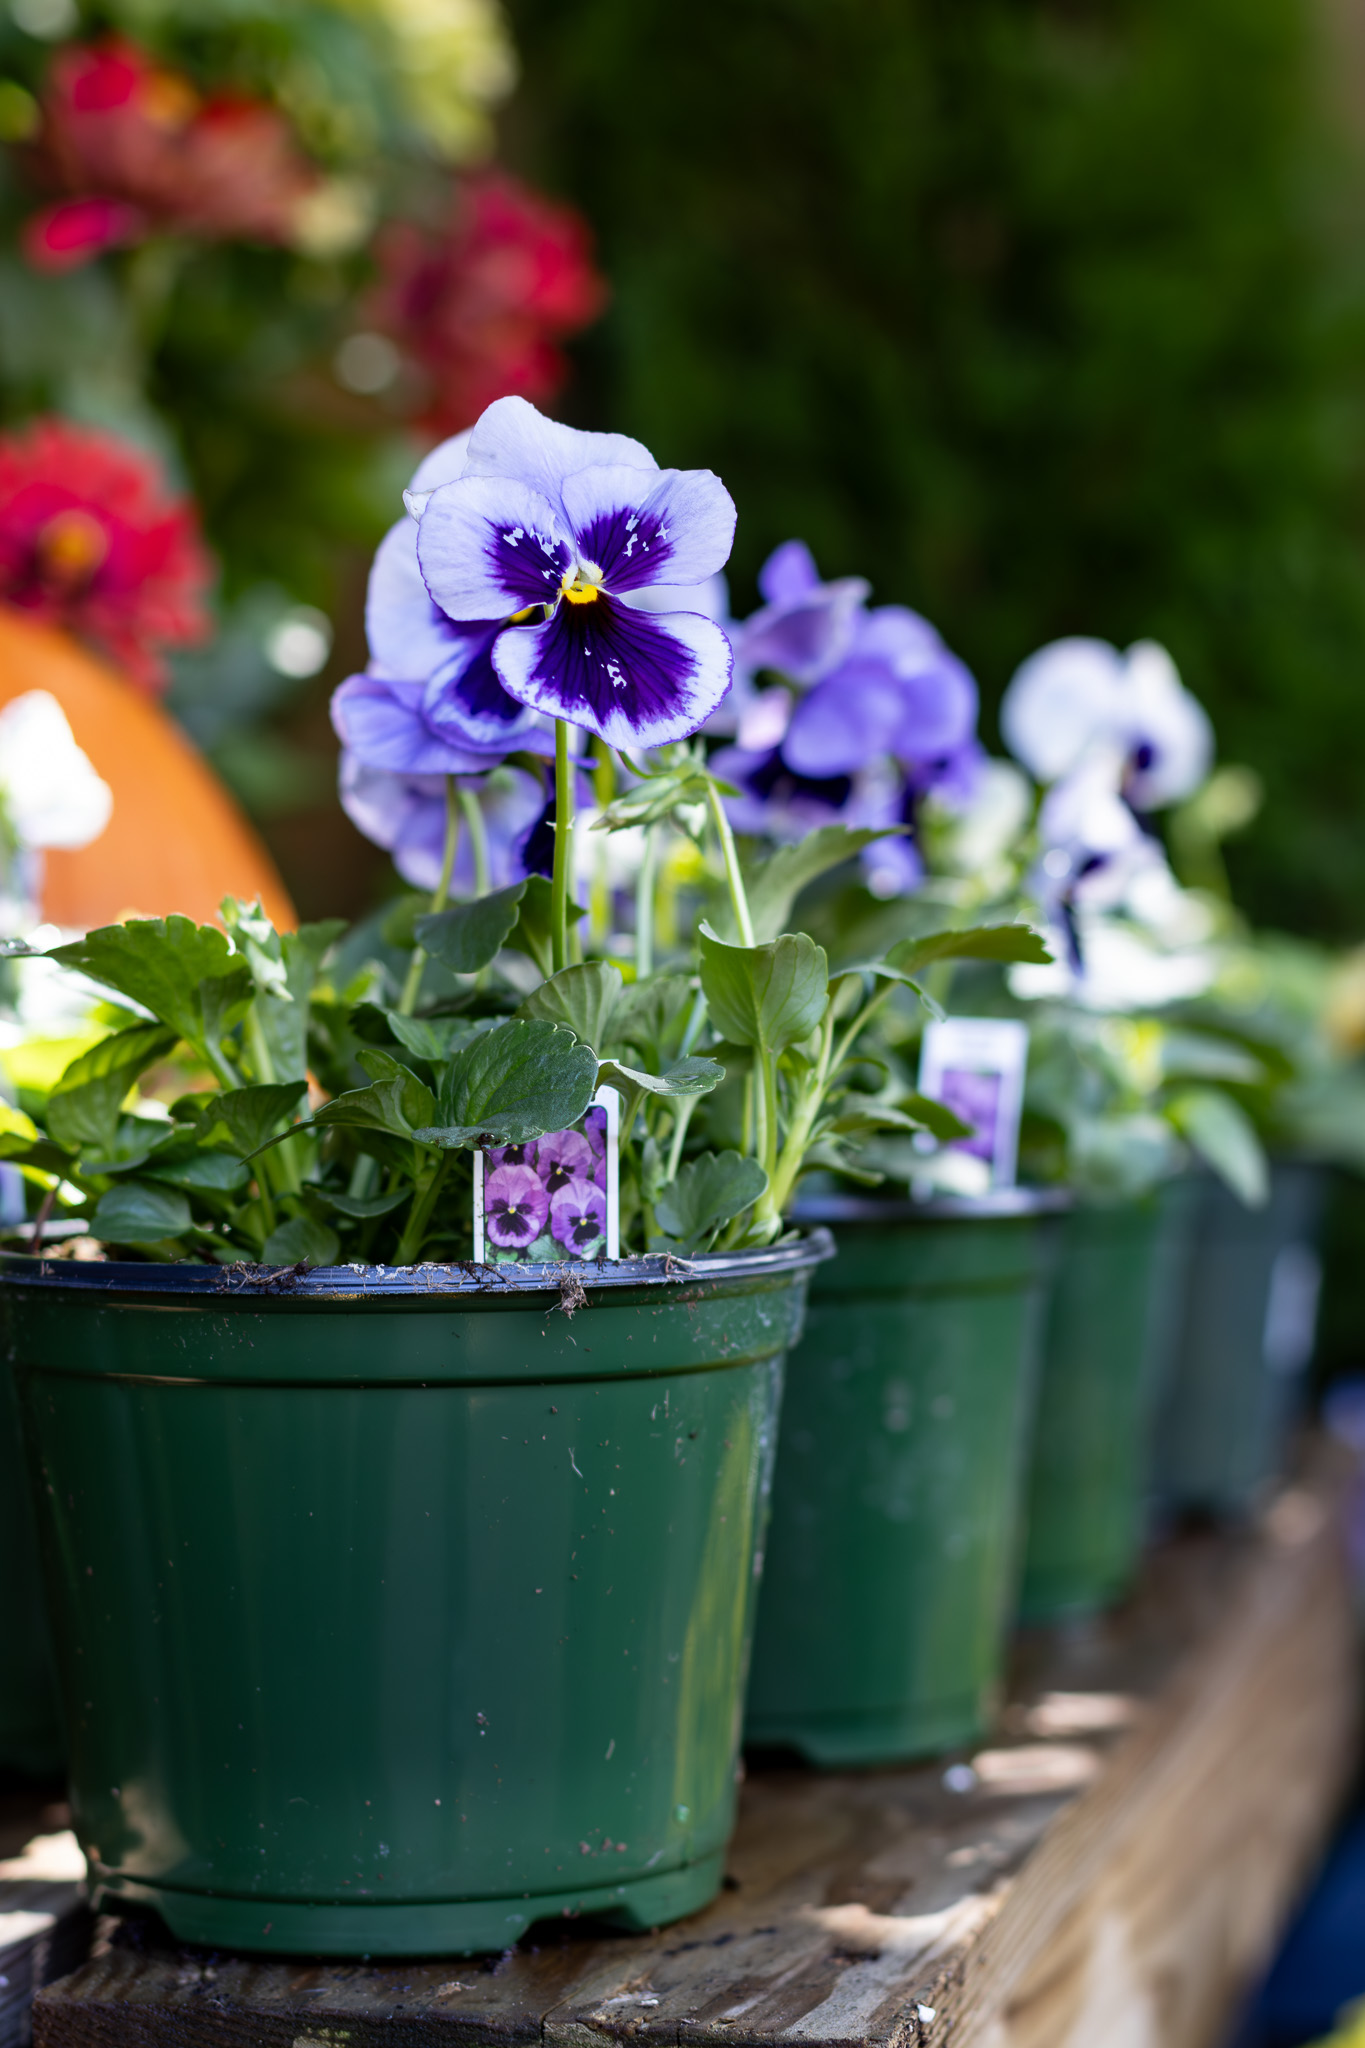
394,1150,452,1267
399,776,460,1016
706,776,755,947
590,737,615,951
635,824,658,979
551,721,575,975
458,784,491,897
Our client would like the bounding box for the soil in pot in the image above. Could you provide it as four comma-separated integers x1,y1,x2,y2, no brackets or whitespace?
744,1192,1062,1768
4,1238,826,1956
1018,1178,1198,1624
1152,1162,1327,1517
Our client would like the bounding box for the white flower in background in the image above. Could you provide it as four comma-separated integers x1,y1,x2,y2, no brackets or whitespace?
927,757,1032,879
0,693,111,854
1001,635,1212,810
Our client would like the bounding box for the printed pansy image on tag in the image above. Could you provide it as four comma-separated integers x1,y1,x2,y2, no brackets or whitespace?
473,1087,620,1263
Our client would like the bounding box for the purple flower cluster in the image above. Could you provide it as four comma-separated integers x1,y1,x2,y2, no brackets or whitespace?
483,1107,608,1259
712,541,983,893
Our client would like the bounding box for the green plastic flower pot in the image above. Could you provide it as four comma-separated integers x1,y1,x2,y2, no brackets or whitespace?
0,1350,63,1777
743,1191,1064,1768
1018,1179,1199,1624
1153,1162,1327,1516
3,1236,828,1957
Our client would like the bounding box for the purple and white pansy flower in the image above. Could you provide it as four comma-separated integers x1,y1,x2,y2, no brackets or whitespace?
338,755,545,894
1000,637,1212,814
414,397,738,750
713,544,984,892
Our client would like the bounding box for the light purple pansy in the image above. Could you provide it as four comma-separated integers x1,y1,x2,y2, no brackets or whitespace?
536,1127,599,1191
358,430,549,753
581,1105,607,1161
780,604,979,782
414,397,738,750
484,1162,550,1250
332,672,519,778
731,540,868,687
338,754,545,893
550,1174,607,1253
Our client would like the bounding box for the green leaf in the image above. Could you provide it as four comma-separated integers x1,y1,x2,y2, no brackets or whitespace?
652,1150,769,1252
516,962,623,1049
608,973,696,1063
197,1082,308,1158
315,1186,410,1220
416,883,529,974
45,1024,177,1154
885,924,1052,975
49,918,253,1059
503,875,586,976
90,1182,193,1245
598,1056,724,1099
416,1019,598,1148
1158,1031,1266,1086
262,1211,340,1267
384,1013,497,1063
380,893,429,950
699,927,829,1054
747,826,903,942
297,1051,437,1147
900,1091,975,1142
146,1149,250,1192
1167,1087,1270,1207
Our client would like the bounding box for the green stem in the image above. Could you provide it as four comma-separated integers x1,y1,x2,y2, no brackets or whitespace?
399,776,460,1015
458,785,491,897
552,721,575,974
590,738,615,951
245,1006,301,1195
635,825,658,979
395,1150,452,1266
665,1094,699,1182
706,777,755,947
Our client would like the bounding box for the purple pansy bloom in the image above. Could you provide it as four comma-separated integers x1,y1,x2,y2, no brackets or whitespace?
536,1128,598,1191
484,1162,550,1250
486,1141,536,1168
415,397,737,750
732,540,868,687
338,754,545,892
581,1105,607,1161
345,429,551,755
550,1174,607,1253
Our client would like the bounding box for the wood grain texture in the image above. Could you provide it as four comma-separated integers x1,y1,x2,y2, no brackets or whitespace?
31,1460,1360,2048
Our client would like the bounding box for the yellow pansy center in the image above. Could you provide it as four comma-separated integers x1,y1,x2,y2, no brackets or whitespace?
560,559,604,606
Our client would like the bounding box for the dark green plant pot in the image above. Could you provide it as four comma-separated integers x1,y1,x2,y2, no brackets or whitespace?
1018,1179,1199,1624
0,1351,63,1777
1153,1162,1327,1516
744,1191,1064,1768
3,1238,828,1956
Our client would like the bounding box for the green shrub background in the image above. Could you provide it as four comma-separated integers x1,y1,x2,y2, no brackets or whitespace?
506,0,1365,939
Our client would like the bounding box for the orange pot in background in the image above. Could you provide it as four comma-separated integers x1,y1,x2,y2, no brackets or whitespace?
0,606,296,931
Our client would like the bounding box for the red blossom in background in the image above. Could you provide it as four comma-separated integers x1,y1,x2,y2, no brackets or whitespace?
369,171,608,436
21,38,320,271
0,417,212,690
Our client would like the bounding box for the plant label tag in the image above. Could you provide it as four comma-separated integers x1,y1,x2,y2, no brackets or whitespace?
473,1086,619,1264
917,1017,1029,1189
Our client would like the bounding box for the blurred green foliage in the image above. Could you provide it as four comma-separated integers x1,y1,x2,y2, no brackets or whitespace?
506,0,1365,940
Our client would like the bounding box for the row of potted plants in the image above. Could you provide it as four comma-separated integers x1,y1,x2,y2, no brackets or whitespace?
0,396,1355,1956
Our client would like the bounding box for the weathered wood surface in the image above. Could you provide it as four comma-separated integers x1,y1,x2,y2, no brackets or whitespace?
31,1461,1361,2048
0,1814,92,2048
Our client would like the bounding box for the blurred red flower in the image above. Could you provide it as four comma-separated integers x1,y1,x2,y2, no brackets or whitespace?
0,417,212,690
369,171,608,435
21,37,320,271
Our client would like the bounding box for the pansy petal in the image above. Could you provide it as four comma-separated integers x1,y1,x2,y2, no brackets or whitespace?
758,540,821,605
1001,637,1126,783
854,603,945,669
892,653,979,762
418,474,570,620
403,428,473,520
1122,641,1213,808
331,674,500,775
781,663,907,776
421,625,546,748
366,518,490,682
734,576,868,685
560,463,737,592
462,396,657,505
623,570,731,624
493,597,733,749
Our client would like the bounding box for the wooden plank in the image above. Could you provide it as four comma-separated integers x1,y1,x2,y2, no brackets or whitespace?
0,1824,92,2048
32,1458,1359,2048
